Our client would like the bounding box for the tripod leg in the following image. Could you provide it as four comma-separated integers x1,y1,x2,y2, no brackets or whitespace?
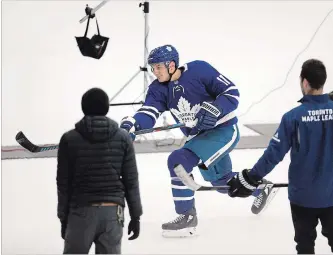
109,69,142,103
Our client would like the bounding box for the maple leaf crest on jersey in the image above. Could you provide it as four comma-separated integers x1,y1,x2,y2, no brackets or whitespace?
170,97,201,127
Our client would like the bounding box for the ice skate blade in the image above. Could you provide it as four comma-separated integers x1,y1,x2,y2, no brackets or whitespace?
162,227,198,238
252,188,279,215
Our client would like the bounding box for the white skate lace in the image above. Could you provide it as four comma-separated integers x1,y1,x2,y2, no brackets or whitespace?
169,214,185,224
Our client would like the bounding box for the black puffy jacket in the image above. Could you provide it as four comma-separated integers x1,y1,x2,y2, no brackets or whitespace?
56,116,142,223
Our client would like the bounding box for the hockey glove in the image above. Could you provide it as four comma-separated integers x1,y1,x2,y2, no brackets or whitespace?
128,217,140,240
190,102,221,136
227,169,260,198
120,116,137,141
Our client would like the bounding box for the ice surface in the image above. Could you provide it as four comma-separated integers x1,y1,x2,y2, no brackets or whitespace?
2,150,331,254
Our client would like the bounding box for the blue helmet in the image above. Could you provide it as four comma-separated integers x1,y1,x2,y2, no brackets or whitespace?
148,45,179,68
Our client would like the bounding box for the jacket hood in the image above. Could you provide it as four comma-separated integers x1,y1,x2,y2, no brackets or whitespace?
75,116,119,142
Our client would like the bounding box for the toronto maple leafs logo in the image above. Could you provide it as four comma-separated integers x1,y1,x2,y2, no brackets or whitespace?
170,97,200,127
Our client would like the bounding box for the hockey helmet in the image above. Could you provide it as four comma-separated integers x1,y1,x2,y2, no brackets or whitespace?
148,45,179,68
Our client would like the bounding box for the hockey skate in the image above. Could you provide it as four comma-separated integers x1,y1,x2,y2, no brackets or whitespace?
251,179,279,215
162,208,198,238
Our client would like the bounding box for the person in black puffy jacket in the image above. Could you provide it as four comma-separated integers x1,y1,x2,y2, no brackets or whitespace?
56,87,142,254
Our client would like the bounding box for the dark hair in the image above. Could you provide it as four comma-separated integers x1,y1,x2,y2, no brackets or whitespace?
300,59,327,90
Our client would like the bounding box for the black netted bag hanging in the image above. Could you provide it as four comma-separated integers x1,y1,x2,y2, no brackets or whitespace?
75,14,109,59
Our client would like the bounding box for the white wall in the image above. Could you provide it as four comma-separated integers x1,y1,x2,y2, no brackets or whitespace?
2,1,333,254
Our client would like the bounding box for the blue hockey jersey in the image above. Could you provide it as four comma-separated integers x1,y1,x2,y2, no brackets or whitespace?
249,94,333,208
132,60,240,138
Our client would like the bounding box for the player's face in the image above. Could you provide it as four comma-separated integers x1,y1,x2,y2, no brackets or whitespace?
151,63,170,82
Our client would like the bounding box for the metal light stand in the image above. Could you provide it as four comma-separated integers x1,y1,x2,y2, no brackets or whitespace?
107,1,153,104
80,1,153,106
79,0,109,23
79,1,174,141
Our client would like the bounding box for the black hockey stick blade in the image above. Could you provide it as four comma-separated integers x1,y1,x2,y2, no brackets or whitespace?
197,183,288,191
15,131,59,153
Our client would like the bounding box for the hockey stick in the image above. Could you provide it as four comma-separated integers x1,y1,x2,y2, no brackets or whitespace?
196,183,288,191
109,101,144,106
15,131,59,153
15,123,186,153
174,165,288,192
134,123,185,135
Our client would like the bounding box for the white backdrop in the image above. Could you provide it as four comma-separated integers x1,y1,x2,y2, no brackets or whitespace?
2,0,333,146
2,1,333,254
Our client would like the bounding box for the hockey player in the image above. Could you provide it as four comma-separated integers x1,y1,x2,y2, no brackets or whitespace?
120,44,275,236
227,59,333,254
